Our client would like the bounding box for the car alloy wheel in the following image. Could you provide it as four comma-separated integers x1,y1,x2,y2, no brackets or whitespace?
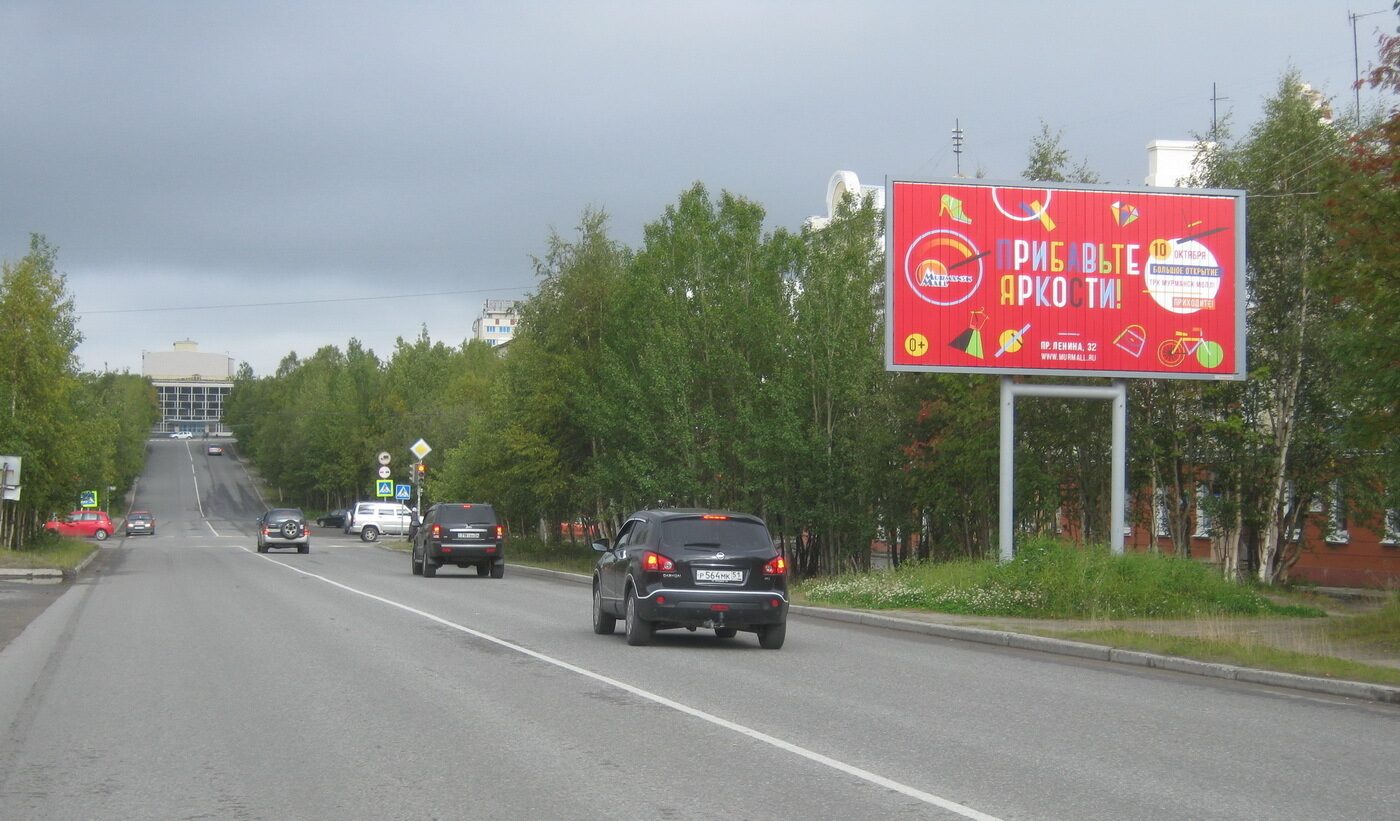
280,521,299,539
361,526,379,543
592,583,616,635
624,587,651,646
94,529,109,541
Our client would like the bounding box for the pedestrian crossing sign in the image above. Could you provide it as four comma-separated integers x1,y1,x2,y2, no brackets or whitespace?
376,479,393,498
395,484,411,501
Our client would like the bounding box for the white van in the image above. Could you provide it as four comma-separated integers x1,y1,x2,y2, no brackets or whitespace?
346,501,415,542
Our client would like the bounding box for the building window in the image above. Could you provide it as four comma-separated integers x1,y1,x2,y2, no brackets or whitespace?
1193,483,1212,538
1324,480,1349,544
1383,509,1400,546
1154,487,1170,537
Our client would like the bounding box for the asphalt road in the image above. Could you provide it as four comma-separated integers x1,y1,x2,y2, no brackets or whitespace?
0,439,1396,820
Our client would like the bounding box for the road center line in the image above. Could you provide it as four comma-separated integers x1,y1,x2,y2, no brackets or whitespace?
242,547,1001,820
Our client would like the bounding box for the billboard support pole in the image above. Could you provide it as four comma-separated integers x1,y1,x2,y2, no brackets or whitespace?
999,378,1127,562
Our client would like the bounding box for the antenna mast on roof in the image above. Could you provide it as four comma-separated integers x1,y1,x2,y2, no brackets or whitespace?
951,119,965,177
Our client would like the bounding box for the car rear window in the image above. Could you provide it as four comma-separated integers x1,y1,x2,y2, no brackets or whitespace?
268,508,303,520
434,504,496,525
659,517,774,557
131,513,152,521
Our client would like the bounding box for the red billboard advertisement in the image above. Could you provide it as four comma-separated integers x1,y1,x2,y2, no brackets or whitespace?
886,179,1246,380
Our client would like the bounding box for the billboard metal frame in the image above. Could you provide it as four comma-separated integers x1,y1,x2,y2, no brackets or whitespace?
885,176,1247,381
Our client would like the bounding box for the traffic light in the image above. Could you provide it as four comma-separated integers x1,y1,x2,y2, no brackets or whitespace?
414,462,426,483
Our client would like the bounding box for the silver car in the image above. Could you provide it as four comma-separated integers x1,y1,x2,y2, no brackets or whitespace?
346,502,415,542
256,508,310,553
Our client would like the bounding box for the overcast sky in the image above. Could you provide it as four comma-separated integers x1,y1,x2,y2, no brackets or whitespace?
1,1,1382,376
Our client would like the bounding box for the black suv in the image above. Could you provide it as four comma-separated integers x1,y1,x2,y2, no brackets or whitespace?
592,509,789,649
411,503,504,578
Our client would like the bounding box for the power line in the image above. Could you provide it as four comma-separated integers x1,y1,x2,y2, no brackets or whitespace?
79,285,530,316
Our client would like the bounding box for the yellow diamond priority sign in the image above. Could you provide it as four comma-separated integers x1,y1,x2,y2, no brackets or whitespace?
410,438,431,460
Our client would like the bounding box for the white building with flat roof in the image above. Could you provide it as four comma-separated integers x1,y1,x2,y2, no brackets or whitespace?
471,299,521,348
141,340,236,434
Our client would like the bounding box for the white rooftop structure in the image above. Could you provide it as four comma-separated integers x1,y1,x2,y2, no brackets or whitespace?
806,170,885,230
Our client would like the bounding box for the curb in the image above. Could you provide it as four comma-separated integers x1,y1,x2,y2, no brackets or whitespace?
504,563,1400,705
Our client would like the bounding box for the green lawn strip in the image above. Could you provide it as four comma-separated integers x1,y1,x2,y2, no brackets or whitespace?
1032,627,1400,687
1325,595,1400,652
0,538,99,571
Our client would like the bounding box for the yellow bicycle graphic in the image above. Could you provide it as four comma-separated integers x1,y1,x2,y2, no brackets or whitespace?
1156,327,1224,368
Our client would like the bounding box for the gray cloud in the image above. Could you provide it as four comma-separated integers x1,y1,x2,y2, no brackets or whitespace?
1,0,1368,374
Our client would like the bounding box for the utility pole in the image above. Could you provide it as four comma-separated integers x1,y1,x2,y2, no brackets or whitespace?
1351,8,1389,129
951,119,965,177
1211,82,1230,137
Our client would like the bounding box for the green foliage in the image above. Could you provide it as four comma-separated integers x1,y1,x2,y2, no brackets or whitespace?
0,236,156,548
797,538,1322,618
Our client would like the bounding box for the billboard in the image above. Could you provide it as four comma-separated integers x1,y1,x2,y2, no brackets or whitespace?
886,179,1245,380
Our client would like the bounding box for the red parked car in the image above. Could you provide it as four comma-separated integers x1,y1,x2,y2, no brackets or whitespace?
45,510,116,541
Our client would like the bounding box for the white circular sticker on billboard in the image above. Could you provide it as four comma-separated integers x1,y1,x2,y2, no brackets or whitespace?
1144,239,1222,315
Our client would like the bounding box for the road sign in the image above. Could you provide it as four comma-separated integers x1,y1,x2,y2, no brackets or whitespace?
377,451,392,466
377,465,392,479
410,438,431,460
1,456,20,502
376,479,393,498
80,490,98,508
395,484,411,501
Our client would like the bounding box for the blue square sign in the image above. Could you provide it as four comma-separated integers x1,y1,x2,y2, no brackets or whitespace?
395,484,411,501
376,479,394,498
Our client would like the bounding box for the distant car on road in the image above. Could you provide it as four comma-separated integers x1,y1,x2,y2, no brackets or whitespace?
256,508,310,553
44,510,116,541
592,508,789,649
316,508,348,528
206,445,223,456
170,431,193,439
411,503,503,578
124,511,155,536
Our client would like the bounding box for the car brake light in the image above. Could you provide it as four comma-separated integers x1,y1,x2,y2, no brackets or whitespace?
642,551,675,572
763,556,787,576
495,524,504,539
431,523,442,538
702,514,728,520
710,604,729,611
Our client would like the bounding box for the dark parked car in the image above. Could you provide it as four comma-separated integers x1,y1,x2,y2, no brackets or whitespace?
256,508,309,553
125,510,155,536
592,509,788,649
411,503,503,578
316,508,348,528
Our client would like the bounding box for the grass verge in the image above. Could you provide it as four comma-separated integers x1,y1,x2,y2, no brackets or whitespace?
1035,627,1400,687
502,536,597,575
796,538,1323,619
0,536,99,571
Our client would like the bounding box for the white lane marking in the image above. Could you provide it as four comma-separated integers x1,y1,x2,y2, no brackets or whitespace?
206,521,221,537
242,548,1001,820
188,445,205,518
